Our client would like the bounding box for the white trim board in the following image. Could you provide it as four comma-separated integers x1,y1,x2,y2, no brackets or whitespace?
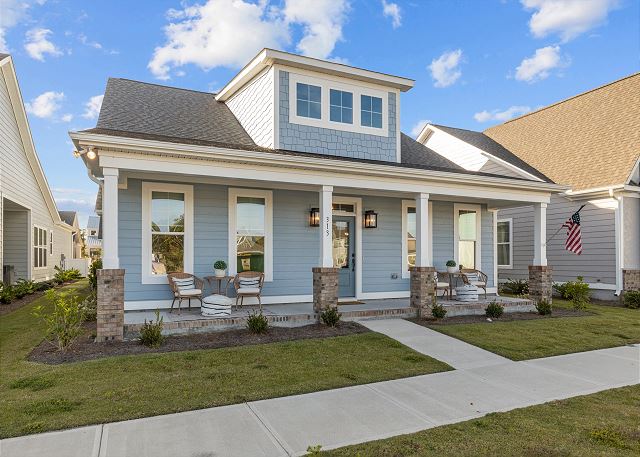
401,199,433,278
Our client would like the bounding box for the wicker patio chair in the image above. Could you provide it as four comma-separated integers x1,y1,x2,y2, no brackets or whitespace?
233,271,265,311
167,272,204,314
460,268,488,298
435,271,451,298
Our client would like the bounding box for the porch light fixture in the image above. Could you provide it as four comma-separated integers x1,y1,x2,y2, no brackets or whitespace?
364,210,378,228
73,146,97,160
309,208,320,227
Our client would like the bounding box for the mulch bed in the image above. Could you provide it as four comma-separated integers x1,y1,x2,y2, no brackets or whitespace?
410,308,592,326
29,321,370,365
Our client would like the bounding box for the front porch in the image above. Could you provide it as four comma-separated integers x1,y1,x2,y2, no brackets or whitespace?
123,295,534,337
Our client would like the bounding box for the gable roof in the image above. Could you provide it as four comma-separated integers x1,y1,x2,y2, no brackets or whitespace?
430,124,551,182
484,73,640,191
58,211,77,227
0,54,72,231
79,77,550,183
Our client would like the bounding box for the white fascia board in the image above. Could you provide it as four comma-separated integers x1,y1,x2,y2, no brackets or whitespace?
1,56,65,227
216,48,415,101
427,125,545,182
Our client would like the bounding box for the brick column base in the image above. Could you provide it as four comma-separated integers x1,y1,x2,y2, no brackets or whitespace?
623,269,640,291
96,269,125,342
312,267,339,314
528,265,552,304
410,266,436,318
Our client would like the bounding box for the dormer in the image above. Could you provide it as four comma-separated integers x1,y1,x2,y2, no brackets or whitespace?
216,49,414,163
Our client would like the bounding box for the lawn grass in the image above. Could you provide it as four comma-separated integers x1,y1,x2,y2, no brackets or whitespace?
0,280,451,438
428,298,640,360
323,385,640,456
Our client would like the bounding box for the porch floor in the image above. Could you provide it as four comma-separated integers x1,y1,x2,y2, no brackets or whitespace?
123,295,534,337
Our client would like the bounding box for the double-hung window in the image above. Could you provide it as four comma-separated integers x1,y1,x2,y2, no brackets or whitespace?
33,226,47,268
296,82,321,119
401,201,432,278
49,230,53,255
497,219,512,268
229,189,273,281
142,182,193,283
361,94,383,128
329,89,353,124
454,205,481,270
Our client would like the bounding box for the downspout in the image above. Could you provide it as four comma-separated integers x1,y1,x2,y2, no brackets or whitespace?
614,190,624,296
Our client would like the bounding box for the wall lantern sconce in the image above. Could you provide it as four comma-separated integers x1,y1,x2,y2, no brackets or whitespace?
309,208,320,227
364,210,378,228
73,146,97,160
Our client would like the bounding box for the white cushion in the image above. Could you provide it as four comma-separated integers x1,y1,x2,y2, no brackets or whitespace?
237,287,261,294
203,294,233,306
178,288,201,296
436,282,449,287
470,281,486,287
239,277,261,287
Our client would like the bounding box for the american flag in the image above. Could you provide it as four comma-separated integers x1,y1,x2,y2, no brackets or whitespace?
562,210,583,255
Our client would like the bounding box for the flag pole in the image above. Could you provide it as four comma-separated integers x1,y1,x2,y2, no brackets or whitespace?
546,204,586,244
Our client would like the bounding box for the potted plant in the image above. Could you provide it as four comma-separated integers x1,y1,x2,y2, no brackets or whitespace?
213,260,227,278
446,260,457,274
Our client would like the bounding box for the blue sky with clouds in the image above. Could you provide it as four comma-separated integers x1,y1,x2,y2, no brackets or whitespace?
1,0,638,225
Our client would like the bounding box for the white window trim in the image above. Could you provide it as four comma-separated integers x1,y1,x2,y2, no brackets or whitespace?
288,72,389,137
33,225,48,269
497,218,513,269
49,230,53,256
453,203,482,271
141,182,194,285
228,188,273,282
401,200,433,278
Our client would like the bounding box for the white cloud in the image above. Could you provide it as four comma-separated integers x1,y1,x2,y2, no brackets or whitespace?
428,49,463,88
25,91,64,118
522,0,619,42
148,0,349,80
24,28,62,61
0,0,41,52
411,119,431,138
53,187,98,227
474,105,531,123
382,0,401,29
515,45,565,83
78,33,102,49
61,113,73,122
82,94,104,119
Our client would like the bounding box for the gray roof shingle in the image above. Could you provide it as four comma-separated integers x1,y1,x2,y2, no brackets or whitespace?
58,211,77,226
432,124,551,182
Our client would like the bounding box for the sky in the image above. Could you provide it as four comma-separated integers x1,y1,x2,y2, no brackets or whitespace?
1,0,638,227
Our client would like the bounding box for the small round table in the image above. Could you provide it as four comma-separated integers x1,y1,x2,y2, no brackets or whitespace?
204,275,234,296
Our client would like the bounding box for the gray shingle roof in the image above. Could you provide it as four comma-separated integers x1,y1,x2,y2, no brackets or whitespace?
432,124,551,182
58,211,77,226
95,78,255,147
82,78,541,181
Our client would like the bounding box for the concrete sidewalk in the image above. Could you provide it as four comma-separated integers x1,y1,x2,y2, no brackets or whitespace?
2,321,638,457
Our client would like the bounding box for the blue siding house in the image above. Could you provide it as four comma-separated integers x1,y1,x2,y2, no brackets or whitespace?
71,49,563,312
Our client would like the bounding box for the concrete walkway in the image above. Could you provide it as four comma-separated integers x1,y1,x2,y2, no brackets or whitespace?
2,321,638,457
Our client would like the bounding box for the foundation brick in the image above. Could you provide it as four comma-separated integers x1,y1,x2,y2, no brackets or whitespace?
96,268,125,342
529,265,553,304
410,266,436,319
312,267,339,314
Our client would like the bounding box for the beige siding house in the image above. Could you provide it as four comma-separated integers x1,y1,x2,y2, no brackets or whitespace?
0,53,74,283
419,73,640,299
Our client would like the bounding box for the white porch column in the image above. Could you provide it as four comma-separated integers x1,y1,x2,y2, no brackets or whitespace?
533,202,547,266
102,167,119,269
415,193,431,267
319,185,333,267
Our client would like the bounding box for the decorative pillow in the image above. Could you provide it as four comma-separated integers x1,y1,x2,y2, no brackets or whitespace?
239,277,260,288
465,272,480,282
173,277,195,291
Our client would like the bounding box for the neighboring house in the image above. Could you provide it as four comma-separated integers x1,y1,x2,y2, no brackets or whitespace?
70,48,564,310
59,210,84,259
418,73,640,299
86,214,102,259
0,54,74,284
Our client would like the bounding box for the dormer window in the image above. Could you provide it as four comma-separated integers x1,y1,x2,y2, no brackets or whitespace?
296,82,321,119
361,95,383,128
329,89,353,124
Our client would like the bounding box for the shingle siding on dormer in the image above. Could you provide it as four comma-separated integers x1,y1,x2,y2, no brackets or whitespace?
226,67,275,148
277,71,397,162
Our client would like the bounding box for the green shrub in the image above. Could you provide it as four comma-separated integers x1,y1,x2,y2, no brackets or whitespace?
87,258,102,291
14,279,37,298
36,280,55,292
33,289,85,351
555,276,590,310
80,291,97,322
535,299,553,315
431,303,447,319
139,310,164,347
0,283,14,304
320,307,342,327
485,301,504,318
247,311,269,333
306,445,323,455
53,266,83,284
213,260,227,270
500,278,529,295
445,260,456,267
623,290,640,309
